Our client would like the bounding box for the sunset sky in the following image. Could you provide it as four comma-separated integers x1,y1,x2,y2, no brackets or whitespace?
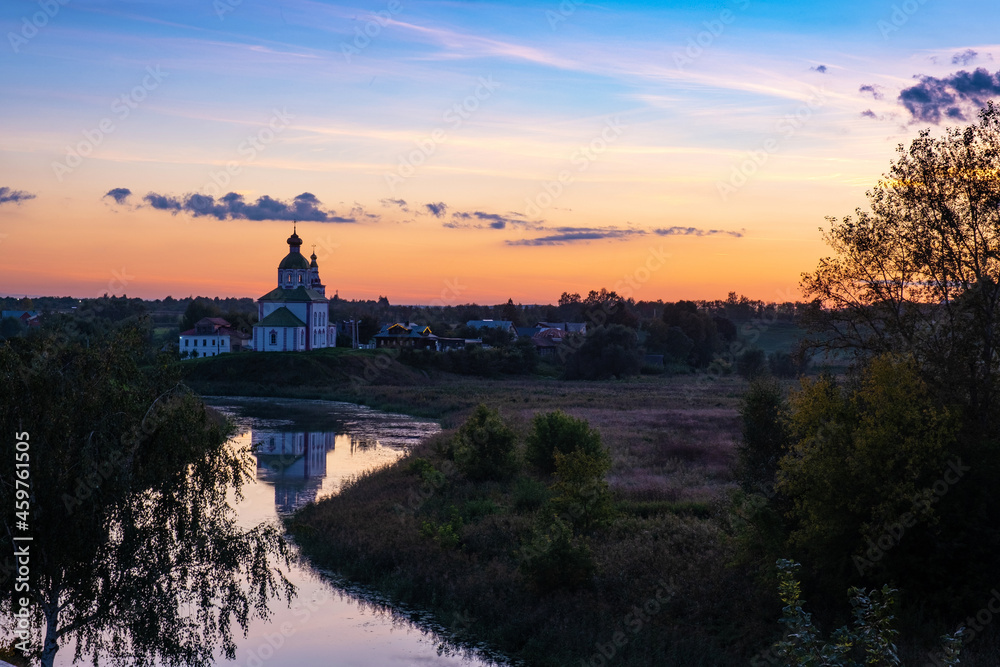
2,0,998,304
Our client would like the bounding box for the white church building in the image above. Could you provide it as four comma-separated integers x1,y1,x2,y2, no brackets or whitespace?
252,226,336,352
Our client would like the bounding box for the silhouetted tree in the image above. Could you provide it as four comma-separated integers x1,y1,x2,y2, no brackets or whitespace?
802,102,1000,429
564,324,642,380
0,328,293,667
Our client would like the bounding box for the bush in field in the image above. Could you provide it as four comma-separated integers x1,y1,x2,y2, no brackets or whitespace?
452,404,519,481
550,448,614,533
736,377,791,494
512,476,550,513
519,516,596,593
766,559,963,667
768,350,801,378
737,347,768,379
525,410,604,474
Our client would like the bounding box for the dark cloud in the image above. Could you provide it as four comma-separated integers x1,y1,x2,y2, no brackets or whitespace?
0,187,35,205
142,191,365,222
899,68,1000,123
860,109,880,120
506,225,743,246
425,202,447,217
379,198,408,211
445,210,537,230
953,49,978,66
104,187,132,205
811,65,828,73
859,84,884,100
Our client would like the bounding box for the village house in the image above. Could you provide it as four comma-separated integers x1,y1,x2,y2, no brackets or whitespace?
179,317,250,358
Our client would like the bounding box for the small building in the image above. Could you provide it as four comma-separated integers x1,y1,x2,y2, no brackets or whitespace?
179,317,250,358
374,323,438,349
466,319,516,335
531,327,568,356
537,321,587,335
437,336,480,351
2,310,40,327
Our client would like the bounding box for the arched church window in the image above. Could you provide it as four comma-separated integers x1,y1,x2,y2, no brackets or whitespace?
298,274,303,284
269,331,277,345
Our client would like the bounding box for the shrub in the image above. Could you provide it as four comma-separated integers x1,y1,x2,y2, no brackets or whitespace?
452,404,520,481
512,476,550,513
518,516,596,593
420,506,463,550
736,347,768,379
550,448,614,533
767,559,963,666
768,350,803,378
525,410,604,474
408,456,446,489
736,377,791,494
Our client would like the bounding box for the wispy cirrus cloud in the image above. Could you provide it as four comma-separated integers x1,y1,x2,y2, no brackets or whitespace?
952,49,979,66
859,84,884,100
380,197,409,211
0,187,36,206
506,225,744,246
134,190,371,223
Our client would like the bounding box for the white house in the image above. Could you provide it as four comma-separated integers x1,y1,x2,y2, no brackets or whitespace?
252,226,337,352
179,317,250,358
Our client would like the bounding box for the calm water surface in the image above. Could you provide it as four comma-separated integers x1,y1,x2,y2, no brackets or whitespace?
188,398,501,667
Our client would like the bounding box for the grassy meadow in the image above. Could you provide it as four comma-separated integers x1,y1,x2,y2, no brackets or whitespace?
184,348,1000,665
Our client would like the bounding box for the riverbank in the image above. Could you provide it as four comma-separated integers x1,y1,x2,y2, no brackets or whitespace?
185,350,777,664
182,349,748,503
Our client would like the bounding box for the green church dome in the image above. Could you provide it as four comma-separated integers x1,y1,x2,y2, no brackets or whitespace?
279,252,310,270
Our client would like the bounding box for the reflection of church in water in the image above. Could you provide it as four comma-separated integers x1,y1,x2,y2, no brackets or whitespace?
251,428,380,514
253,430,334,514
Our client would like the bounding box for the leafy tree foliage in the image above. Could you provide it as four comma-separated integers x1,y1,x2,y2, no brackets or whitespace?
768,350,803,378
776,356,958,590
662,300,721,366
768,560,947,667
736,377,791,494
452,404,520,481
501,298,526,326
525,410,605,474
581,289,638,329
518,516,596,593
736,348,768,379
802,102,1000,428
549,448,615,533
0,317,26,341
0,328,293,667
563,324,642,380
180,297,222,331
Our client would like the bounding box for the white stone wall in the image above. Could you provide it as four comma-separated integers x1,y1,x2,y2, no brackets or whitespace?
180,334,230,358
254,326,305,352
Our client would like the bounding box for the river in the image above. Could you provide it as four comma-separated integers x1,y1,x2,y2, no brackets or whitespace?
174,397,503,667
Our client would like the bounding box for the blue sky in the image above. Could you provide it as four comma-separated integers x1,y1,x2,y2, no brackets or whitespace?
1,0,998,301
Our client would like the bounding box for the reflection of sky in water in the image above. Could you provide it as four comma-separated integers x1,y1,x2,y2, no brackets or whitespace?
180,398,501,667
